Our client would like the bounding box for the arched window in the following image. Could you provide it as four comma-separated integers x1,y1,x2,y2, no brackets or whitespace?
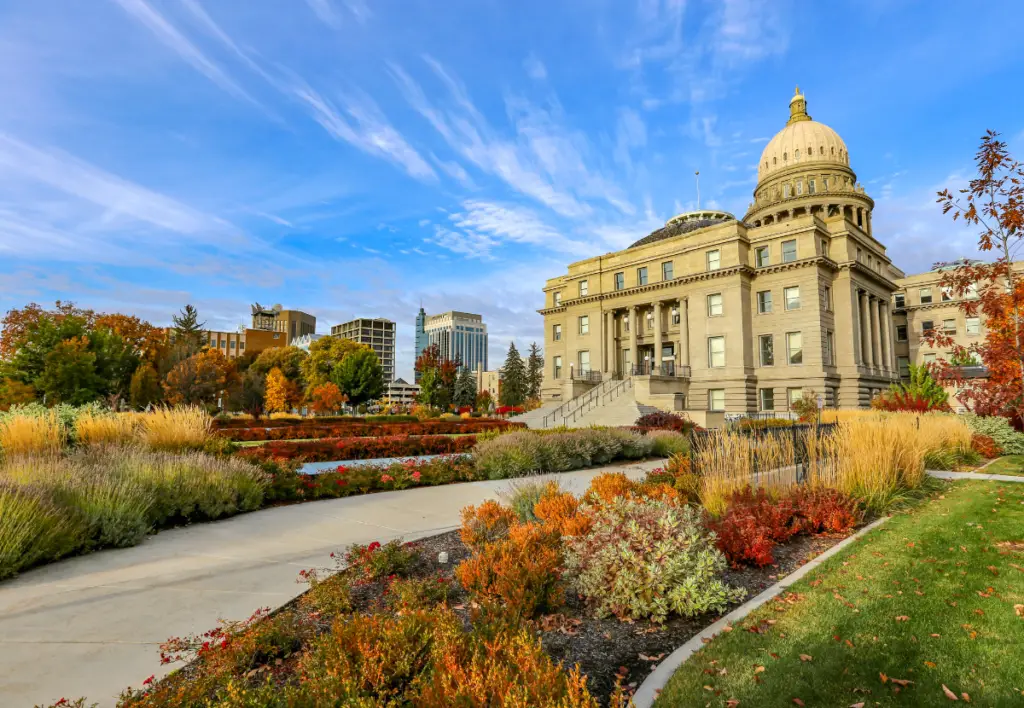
819,146,824,155
795,148,800,160
783,152,788,161
773,157,777,165
831,147,835,156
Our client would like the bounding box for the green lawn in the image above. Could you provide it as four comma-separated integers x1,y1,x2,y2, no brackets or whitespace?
656,480,1024,707
979,455,1024,477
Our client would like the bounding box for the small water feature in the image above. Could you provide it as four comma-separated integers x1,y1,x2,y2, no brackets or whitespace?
298,453,471,475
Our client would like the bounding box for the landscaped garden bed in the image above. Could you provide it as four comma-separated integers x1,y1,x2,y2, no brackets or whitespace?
235,433,478,463
217,418,522,442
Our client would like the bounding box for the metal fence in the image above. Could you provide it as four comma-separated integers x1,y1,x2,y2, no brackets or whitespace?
689,421,839,485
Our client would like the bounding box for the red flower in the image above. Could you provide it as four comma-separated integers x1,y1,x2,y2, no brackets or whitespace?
336,479,347,486
368,541,381,552
380,474,395,483
411,471,422,482
142,675,155,686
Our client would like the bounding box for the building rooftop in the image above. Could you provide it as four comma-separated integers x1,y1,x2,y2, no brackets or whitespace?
628,210,737,249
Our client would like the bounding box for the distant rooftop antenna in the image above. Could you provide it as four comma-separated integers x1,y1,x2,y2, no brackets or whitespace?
695,171,701,210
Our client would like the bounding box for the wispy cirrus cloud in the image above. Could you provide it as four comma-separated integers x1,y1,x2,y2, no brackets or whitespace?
109,0,255,103
305,0,371,29
523,53,547,80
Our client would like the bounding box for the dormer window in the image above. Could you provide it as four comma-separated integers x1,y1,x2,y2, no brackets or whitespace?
795,148,800,160
783,152,788,161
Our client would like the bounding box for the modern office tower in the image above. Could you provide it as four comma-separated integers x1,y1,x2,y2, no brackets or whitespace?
414,308,488,381
331,318,397,382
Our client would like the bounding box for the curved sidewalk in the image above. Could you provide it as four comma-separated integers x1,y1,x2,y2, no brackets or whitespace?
0,461,661,708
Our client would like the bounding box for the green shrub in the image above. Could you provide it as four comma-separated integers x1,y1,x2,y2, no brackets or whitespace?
472,428,653,479
647,430,689,457
0,484,80,579
344,539,419,582
564,498,744,623
386,575,450,612
962,413,1024,454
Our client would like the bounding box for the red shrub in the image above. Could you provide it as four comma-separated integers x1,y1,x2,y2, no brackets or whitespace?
789,487,863,534
871,390,951,412
633,410,696,433
970,433,1003,459
237,434,476,463
707,487,800,568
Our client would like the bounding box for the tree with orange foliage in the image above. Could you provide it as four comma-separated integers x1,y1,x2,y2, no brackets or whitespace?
264,367,291,414
308,382,346,415
163,348,238,407
927,131,1024,421
0,301,96,360
94,313,167,364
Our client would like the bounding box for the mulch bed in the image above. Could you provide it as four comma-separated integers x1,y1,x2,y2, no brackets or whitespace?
342,529,851,706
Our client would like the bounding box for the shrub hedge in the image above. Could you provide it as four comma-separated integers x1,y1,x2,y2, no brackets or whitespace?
473,428,654,480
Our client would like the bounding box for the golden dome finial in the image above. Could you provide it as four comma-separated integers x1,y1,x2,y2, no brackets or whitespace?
787,86,810,124
795,85,800,95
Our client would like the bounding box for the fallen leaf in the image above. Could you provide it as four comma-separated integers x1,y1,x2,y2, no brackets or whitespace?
896,615,910,622
925,661,937,668
799,654,813,662
942,684,959,700
962,693,971,702
754,665,765,674
850,704,865,708
792,700,805,707
723,624,734,632
987,566,999,576
891,678,914,687
880,672,889,684
725,700,740,708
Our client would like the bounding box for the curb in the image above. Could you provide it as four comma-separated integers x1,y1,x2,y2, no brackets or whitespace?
631,516,891,708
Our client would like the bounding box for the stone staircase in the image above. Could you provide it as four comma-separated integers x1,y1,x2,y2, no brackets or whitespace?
523,377,655,429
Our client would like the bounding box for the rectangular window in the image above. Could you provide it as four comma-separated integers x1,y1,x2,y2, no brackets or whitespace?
824,330,835,365
922,320,934,334
788,388,804,409
210,338,216,347
578,280,588,297
966,316,981,335
709,389,725,412
707,293,723,317
782,239,797,263
229,340,236,349
896,324,908,342
662,261,673,281
554,292,562,306
757,290,773,313
894,293,905,309
671,308,680,325
755,246,770,268
553,356,563,379
759,334,774,366
784,286,801,310
966,283,978,298
923,352,937,364
614,272,625,290
919,287,932,304
787,331,803,365
578,315,589,335
820,238,829,257
942,287,953,302
808,179,816,194
578,350,590,374
708,336,726,368
783,184,791,198
822,285,832,311
706,249,721,271
623,314,629,332
822,176,830,190
796,180,804,195
942,318,956,334
552,324,562,341
239,342,245,350
646,311,654,330
898,356,910,377
759,388,775,411
637,267,648,286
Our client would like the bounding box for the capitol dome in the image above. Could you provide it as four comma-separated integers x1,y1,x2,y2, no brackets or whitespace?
757,88,849,181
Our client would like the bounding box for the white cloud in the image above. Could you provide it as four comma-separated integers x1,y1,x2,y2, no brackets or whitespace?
305,0,371,28
289,80,437,182
614,107,647,170
523,53,547,80
450,200,592,256
109,0,254,102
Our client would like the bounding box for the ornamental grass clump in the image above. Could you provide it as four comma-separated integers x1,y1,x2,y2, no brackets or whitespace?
74,410,138,447
563,498,744,623
0,409,64,457
502,479,560,522
646,429,690,457
139,406,212,452
0,483,78,580
694,429,798,516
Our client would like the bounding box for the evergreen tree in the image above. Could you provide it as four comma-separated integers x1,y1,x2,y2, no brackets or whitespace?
172,304,206,351
498,342,527,407
526,342,544,400
453,367,477,408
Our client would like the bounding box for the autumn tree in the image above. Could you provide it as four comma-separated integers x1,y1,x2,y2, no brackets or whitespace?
332,348,384,405
301,337,366,389
498,342,527,407
927,131,1024,420
37,337,105,405
232,369,266,419
475,389,494,414
526,342,544,401
308,382,346,415
94,313,168,365
264,367,291,414
164,348,238,407
250,346,308,384
129,363,163,410
0,377,36,411
0,301,96,360
415,343,460,409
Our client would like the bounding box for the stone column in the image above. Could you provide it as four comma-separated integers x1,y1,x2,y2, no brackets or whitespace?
869,296,882,369
884,305,896,373
605,310,615,376
679,298,690,368
859,290,871,366
653,300,663,375
877,300,890,373
629,306,638,376
850,285,862,366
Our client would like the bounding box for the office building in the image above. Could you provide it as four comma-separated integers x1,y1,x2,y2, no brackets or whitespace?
414,308,488,381
331,318,397,382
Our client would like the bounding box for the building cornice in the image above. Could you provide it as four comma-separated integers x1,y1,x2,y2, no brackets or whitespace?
841,262,899,291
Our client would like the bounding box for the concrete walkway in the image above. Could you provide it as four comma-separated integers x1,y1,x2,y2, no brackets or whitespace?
928,469,1024,483
0,461,662,708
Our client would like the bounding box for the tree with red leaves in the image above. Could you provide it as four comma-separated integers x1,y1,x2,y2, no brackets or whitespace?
926,131,1024,422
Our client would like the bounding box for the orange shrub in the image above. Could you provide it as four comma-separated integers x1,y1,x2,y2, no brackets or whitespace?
455,523,563,620
534,491,593,537
459,500,517,550
584,472,636,504
637,481,681,505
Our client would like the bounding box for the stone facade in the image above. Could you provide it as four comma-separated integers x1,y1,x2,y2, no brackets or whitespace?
539,89,907,413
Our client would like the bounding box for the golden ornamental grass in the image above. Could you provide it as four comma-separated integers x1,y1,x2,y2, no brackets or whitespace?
75,411,139,447
139,407,212,451
695,429,797,516
0,410,63,457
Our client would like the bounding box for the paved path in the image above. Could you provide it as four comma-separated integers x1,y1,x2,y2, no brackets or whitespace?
928,470,1024,483
0,461,662,708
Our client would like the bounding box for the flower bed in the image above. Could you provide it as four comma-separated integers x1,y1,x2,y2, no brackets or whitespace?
101,470,861,708
237,434,477,463
219,419,521,442
213,414,420,429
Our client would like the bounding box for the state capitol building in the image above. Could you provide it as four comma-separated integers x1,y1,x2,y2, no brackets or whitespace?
539,89,989,414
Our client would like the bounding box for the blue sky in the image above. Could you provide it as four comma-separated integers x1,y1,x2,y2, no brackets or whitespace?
1,0,1023,380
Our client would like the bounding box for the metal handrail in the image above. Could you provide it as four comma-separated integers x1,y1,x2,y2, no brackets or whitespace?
542,374,632,428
